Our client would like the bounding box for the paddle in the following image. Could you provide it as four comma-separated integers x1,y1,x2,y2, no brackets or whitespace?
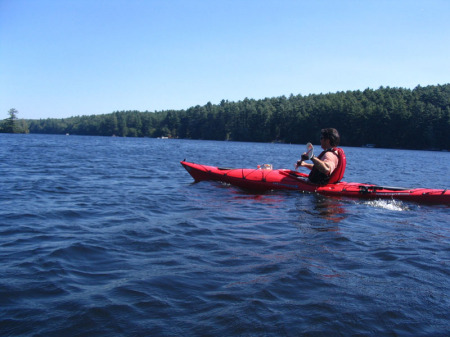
295,142,314,170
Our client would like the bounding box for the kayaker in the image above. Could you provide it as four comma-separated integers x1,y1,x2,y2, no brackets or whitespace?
296,128,343,184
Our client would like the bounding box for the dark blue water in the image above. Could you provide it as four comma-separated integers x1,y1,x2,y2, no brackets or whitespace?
1,134,449,336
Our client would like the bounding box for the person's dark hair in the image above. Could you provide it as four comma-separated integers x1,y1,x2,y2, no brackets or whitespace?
321,128,340,147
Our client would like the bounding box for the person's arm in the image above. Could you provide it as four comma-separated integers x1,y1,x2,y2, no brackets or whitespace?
310,156,332,175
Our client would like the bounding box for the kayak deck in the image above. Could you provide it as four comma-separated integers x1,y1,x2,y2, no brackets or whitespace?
180,161,450,205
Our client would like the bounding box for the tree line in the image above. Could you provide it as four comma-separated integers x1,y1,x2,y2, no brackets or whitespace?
3,84,450,150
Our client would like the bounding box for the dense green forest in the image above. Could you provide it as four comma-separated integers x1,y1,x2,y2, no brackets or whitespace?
4,84,450,150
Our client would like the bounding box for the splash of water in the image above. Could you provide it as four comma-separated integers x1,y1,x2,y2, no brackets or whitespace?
365,199,409,211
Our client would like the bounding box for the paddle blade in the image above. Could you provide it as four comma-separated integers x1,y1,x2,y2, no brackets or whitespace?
305,142,314,159
295,142,314,171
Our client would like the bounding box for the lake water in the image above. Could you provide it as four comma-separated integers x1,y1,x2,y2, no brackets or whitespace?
1,134,449,336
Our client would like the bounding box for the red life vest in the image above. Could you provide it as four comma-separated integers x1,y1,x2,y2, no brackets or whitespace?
328,147,346,184
308,147,346,184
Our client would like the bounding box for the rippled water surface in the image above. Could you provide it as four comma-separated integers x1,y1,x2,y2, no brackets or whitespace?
1,134,449,336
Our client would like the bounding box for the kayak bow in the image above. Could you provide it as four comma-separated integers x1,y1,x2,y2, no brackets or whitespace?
180,160,449,205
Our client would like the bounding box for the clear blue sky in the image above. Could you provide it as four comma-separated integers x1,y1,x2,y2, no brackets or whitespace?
1,0,449,120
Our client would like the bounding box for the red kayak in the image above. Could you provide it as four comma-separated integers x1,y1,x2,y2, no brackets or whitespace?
180,160,450,205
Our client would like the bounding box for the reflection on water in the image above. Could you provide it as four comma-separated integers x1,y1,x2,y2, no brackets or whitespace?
314,197,348,224
232,192,287,204
296,195,348,233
